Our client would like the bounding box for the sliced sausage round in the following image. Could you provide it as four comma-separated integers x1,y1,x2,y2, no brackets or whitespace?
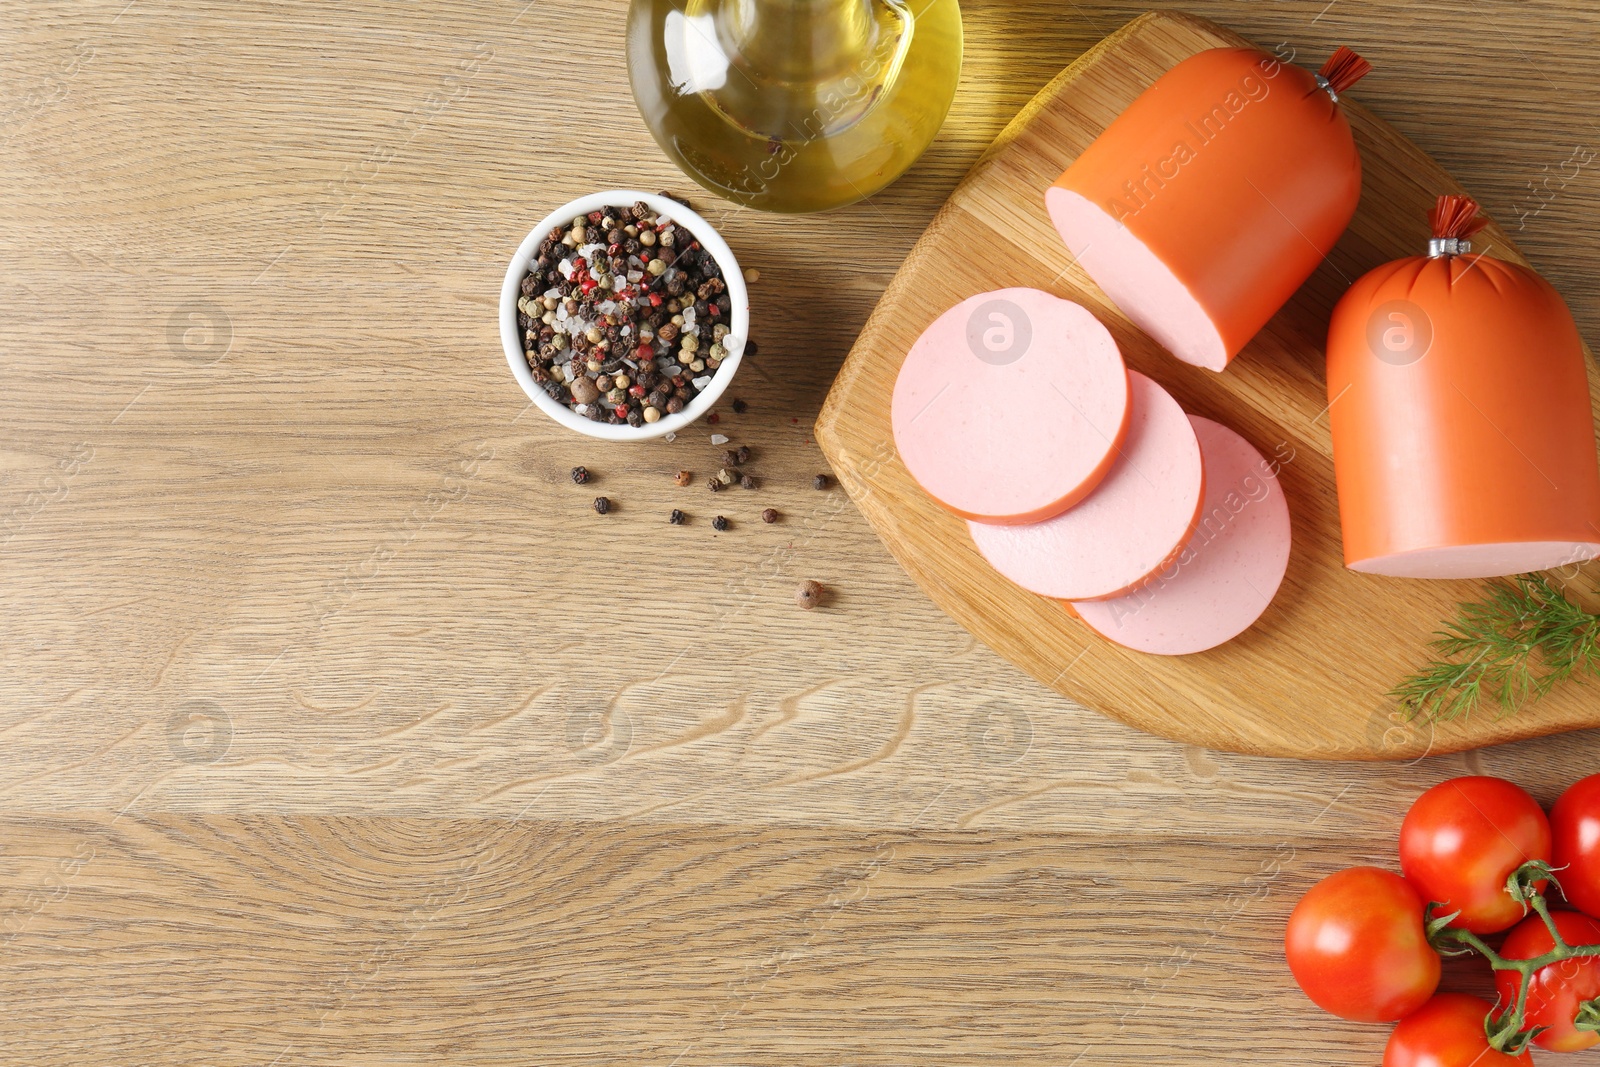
967,372,1204,600
1070,417,1291,655
891,288,1130,524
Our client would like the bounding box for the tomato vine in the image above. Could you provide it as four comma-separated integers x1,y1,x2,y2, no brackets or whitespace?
1426,861,1600,1055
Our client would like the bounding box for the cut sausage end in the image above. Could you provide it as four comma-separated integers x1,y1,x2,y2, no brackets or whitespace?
892,287,1131,524
1070,417,1292,656
1350,541,1600,580
967,372,1204,600
1046,187,1230,372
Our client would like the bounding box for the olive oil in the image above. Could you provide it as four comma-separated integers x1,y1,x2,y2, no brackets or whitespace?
627,0,962,213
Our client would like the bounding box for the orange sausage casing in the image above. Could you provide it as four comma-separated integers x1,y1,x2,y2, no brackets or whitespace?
1325,197,1600,578
1047,47,1367,371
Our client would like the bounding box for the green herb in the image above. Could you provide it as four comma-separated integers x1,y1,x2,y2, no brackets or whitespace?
1391,573,1600,722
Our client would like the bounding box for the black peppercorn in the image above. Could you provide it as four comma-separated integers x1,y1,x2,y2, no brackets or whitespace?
571,466,590,485
593,496,610,514
740,475,757,490
731,398,747,414
669,509,685,525
707,477,722,493
812,473,830,491
735,445,751,465
722,449,740,467
761,508,778,524
712,515,728,531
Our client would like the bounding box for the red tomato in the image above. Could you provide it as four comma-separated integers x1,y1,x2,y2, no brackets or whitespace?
1285,866,1440,1022
1399,776,1552,933
1385,994,1532,1066
1552,773,1600,917
1493,909,1600,1052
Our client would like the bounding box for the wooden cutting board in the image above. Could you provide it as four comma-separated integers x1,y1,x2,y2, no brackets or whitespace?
815,9,1600,761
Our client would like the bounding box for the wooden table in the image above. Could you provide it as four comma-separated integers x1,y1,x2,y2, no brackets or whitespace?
3,1,1598,1063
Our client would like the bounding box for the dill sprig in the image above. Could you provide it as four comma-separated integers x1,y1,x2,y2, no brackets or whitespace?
1392,573,1600,722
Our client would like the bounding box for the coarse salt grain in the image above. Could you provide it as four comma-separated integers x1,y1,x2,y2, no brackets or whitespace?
692,375,713,390
710,433,729,445
543,288,560,300
664,431,676,442
657,214,673,228
558,259,576,280
626,270,643,283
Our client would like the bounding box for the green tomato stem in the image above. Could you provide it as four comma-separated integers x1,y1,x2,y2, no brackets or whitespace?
1427,884,1600,1054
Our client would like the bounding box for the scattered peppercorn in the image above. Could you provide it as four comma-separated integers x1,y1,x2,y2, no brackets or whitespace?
708,412,720,424
740,474,758,490
722,449,740,467
795,580,823,609
813,473,831,490
674,469,692,487
669,509,685,525
712,515,728,531
593,496,610,515
735,445,751,465
707,477,723,493
731,398,747,414
761,508,778,524
571,466,590,484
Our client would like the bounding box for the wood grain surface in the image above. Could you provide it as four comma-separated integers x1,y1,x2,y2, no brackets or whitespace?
3,1,1600,1063
816,9,1600,760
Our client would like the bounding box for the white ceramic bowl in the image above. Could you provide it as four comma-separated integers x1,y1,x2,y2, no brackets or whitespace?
501,189,750,441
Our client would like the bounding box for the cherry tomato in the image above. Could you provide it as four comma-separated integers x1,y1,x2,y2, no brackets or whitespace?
1384,994,1531,1067
1492,909,1600,1052
1285,866,1440,1022
1552,773,1600,917
1399,776,1552,933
